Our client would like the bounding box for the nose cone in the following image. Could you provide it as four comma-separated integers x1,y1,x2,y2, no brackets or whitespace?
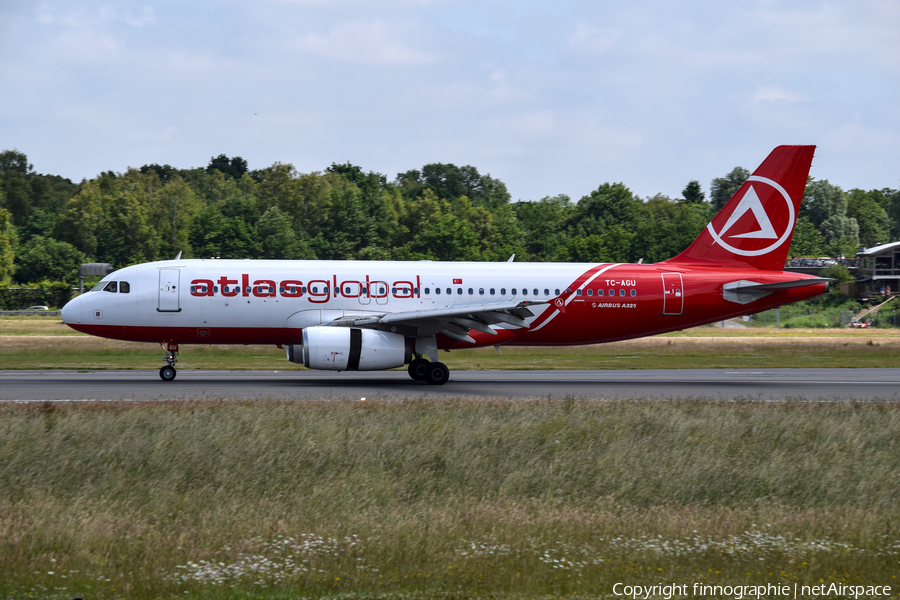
61,295,82,325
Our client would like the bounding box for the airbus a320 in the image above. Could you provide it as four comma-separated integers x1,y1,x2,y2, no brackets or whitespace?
61,145,827,384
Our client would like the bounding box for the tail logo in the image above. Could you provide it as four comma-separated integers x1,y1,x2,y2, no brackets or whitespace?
706,175,795,257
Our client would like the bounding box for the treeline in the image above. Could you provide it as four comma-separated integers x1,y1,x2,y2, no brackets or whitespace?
0,149,898,286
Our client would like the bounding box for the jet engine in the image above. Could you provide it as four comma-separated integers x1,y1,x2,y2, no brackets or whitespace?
286,326,411,371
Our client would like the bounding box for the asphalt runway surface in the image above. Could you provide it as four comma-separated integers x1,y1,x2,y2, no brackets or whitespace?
1,368,899,402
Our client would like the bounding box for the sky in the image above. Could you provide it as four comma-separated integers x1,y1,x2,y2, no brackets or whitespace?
1,0,899,202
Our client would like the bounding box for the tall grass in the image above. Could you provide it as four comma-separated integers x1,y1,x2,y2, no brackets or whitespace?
1,399,899,599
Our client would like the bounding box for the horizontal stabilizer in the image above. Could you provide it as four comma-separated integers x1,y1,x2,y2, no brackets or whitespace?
723,277,830,305
729,278,831,293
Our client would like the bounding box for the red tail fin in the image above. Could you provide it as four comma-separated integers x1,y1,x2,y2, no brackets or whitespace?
666,145,815,271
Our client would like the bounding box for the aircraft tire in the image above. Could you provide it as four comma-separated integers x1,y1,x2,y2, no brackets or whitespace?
159,365,177,382
408,358,429,380
424,362,450,385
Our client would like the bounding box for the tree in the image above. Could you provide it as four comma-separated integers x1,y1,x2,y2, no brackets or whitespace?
514,195,574,261
788,217,824,257
710,167,750,211
396,163,511,210
681,180,705,204
0,149,34,226
803,179,848,229
13,236,85,284
567,182,641,238
256,207,315,260
206,154,249,179
0,208,15,284
846,189,890,248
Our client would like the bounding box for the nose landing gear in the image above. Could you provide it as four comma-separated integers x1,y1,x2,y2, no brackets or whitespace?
159,341,178,381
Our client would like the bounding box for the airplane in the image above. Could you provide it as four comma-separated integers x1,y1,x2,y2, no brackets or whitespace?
60,145,828,384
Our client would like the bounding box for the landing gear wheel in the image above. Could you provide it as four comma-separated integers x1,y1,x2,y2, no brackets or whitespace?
159,365,177,381
424,361,450,385
408,357,429,380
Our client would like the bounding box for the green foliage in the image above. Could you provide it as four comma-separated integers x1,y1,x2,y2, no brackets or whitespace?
0,208,16,284
2,148,900,286
256,206,315,260
13,236,86,284
206,154,248,179
0,281,73,309
847,188,890,247
710,166,749,211
681,179,705,203
818,263,854,282
789,216,825,257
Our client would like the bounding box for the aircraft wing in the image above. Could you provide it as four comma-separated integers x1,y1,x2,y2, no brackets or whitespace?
327,300,549,344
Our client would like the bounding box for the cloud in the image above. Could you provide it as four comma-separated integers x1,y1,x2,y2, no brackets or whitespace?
290,21,437,65
567,22,619,54
746,87,809,105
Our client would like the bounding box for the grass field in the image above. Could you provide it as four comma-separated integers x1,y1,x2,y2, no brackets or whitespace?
1,399,898,599
4,316,900,370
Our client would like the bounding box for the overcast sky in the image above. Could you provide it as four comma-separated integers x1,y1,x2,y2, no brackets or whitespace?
2,0,898,202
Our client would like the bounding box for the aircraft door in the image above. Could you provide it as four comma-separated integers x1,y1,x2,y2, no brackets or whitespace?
158,268,182,312
346,280,369,306
661,272,683,315
370,281,388,305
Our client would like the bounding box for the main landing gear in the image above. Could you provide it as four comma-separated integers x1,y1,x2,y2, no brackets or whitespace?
159,341,178,381
407,355,450,385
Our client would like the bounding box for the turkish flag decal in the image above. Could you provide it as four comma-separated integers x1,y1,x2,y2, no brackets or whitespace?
453,278,462,284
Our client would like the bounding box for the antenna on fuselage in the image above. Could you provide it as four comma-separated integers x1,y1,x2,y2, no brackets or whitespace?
174,251,183,260
507,254,515,262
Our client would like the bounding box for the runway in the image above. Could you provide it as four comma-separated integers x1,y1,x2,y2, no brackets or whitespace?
1,368,898,402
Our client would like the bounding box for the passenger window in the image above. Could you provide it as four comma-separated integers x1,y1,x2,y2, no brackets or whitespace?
468,288,474,295
435,288,441,295
533,289,538,296
511,288,517,295
479,288,484,295
555,289,560,295
587,289,593,297
104,281,117,293
213,285,218,293
544,289,549,296
392,287,397,294
630,289,636,297
425,287,430,294
446,288,451,295
598,289,604,296
501,288,506,295
312,287,318,293
576,289,582,296
120,281,130,293
619,289,626,297
324,287,329,294
301,286,307,294
345,287,351,294
522,289,528,296
565,289,571,294
414,288,419,294
490,288,495,295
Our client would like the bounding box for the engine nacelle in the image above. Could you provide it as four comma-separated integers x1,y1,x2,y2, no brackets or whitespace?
286,326,411,371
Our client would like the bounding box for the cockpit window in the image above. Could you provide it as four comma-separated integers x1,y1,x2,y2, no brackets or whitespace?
91,281,108,292
103,281,118,293
119,281,130,293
